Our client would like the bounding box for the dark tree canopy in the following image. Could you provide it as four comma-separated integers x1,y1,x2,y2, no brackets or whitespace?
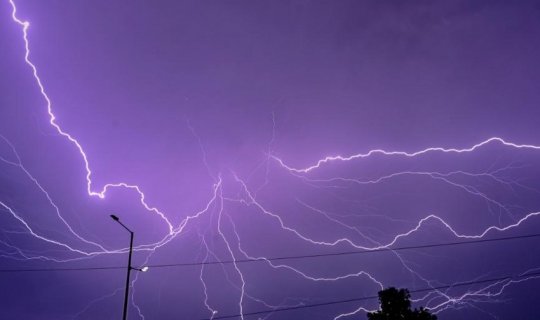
367,288,437,320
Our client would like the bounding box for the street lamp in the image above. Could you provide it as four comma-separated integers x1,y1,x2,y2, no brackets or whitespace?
132,266,149,272
110,214,135,320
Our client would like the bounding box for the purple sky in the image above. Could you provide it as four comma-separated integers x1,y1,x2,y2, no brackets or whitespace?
1,1,540,319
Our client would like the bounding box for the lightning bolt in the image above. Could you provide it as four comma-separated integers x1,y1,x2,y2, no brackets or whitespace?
272,137,540,174
7,0,174,233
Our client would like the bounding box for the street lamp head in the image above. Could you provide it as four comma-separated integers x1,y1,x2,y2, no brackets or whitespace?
132,266,149,272
110,214,120,221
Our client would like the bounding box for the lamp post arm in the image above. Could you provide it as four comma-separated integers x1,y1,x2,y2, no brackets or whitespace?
117,220,133,233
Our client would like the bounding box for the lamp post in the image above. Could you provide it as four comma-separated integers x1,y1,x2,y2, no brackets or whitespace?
110,214,134,320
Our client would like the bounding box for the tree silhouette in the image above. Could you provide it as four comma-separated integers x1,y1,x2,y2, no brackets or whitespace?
367,287,437,320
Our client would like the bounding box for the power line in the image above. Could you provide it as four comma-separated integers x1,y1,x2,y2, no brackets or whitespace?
166,232,540,268
1,232,539,273
0,265,122,273
205,271,540,319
